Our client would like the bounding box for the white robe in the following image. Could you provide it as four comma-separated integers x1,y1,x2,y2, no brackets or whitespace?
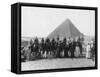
86,45,91,58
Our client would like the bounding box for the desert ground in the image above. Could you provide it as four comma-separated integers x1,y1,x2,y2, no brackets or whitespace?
21,58,95,71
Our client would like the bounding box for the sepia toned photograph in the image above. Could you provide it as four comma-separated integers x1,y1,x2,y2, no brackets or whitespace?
21,5,96,71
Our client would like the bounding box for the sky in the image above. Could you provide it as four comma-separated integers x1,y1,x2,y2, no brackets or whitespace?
21,6,95,38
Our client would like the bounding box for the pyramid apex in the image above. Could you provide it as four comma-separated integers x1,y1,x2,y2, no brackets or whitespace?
66,18,70,20
65,18,71,22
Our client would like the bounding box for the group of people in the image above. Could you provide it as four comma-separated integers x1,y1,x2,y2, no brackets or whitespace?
21,36,85,62
86,41,95,60
21,36,95,62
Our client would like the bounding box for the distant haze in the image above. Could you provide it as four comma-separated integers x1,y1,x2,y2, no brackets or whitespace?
21,6,95,38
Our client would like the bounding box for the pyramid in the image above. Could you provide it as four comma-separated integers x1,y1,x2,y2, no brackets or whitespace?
47,19,83,39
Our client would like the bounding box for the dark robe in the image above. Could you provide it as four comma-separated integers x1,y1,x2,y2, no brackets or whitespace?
69,42,75,58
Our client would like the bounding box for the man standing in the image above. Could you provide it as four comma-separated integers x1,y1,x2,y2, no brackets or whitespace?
74,38,81,58
40,38,45,58
62,37,67,57
69,38,75,58
33,37,40,59
51,38,56,57
56,36,60,58
86,43,91,59
45,38,51,58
